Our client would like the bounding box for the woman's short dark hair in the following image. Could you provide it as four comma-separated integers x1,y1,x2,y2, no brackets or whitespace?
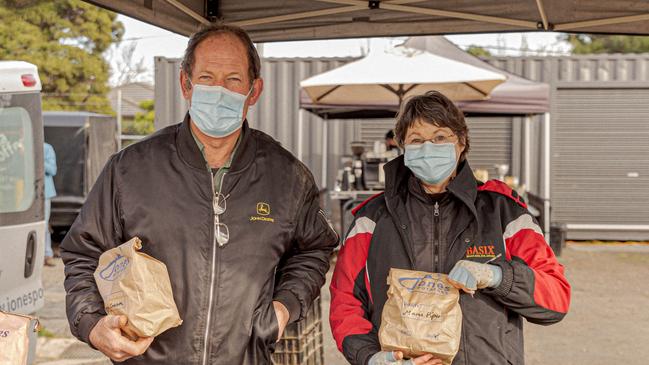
394,91,470,161
181,24,261,86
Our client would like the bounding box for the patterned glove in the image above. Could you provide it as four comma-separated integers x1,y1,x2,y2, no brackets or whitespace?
447,260,502,294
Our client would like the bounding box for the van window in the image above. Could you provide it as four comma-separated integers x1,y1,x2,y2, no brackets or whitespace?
0,107,35,213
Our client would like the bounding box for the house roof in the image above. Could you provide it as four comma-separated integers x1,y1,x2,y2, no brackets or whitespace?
108,82,154,118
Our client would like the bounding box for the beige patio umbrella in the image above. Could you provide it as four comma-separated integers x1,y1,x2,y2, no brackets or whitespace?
300,47,506,107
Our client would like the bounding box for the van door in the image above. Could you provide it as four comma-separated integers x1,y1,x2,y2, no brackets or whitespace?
0,91,45,314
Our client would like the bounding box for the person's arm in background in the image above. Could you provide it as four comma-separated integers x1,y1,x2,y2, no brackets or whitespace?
44,143,57,177
60,155,152,361
272,172,339,333
329,212,381,365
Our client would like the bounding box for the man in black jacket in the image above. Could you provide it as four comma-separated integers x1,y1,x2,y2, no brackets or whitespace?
61,24,338,364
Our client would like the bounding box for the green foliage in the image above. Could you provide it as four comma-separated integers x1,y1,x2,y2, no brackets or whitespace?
0,0,123,113
564,34,649,54
37,326,55,338
123,99,154,135
466,45,492,58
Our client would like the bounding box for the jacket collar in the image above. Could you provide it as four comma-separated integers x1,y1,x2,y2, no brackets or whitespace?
176,113,257,173
383,156,478,218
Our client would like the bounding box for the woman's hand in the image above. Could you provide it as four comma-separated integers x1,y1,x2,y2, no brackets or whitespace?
448,260,502,294
368,351,443,365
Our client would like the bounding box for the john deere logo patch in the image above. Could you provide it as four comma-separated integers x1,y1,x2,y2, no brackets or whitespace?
251,202,274,223
256,202,271,216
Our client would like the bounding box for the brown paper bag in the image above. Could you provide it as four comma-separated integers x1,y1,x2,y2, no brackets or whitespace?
0,311,39,365
379,268,462,365
94,237,182,339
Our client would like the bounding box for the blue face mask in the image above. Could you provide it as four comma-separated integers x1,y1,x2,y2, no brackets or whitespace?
188,82,252,138
404,142,458,185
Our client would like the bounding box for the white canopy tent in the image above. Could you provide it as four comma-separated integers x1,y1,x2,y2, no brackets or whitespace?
85,0,649,41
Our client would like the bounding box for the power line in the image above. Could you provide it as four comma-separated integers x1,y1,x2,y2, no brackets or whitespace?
457,44,572,56
119,35,185,42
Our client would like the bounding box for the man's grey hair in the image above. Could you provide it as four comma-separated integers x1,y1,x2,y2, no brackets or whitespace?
181,24,261,87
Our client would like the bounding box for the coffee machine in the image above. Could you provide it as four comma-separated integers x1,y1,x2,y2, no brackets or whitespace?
350,141,366,190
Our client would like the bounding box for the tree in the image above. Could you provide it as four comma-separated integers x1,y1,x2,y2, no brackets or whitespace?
0,0,124,113
108,41,150,86
466,45,492,58
563,34,649,54
123,99,154,135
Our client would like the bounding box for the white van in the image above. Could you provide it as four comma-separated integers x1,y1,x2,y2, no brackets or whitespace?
0,61,45,318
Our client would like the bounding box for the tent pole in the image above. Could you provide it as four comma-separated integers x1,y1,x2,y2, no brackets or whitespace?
163,0,209,24
555,13,649,31
379,2,538,29
232,4,365,27
117,89,122,151
523,115,531,189
535,0,549,30
321,115,328,189
543,112,551,238
321,0,538,28
297,109,304,162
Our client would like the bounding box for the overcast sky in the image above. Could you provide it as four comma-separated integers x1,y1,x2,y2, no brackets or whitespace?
110,15,572,85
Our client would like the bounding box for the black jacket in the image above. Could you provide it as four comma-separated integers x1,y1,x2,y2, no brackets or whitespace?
330,157,570,365
61,116,338,364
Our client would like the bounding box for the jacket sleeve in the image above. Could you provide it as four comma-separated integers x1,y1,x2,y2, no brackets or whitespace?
484,208,571,325
330,214,381,365
60,155,123,344
273,177,339,323
44,143,57,176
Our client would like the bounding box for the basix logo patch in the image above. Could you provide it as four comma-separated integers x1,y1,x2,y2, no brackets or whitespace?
465,244,496,259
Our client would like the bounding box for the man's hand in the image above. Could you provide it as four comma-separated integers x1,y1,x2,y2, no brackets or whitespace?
368,351,443,365
272,301,290,342
89,315,154,362
448,260,502,294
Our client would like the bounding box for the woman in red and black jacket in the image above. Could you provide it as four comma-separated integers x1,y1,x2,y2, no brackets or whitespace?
330,91,570,365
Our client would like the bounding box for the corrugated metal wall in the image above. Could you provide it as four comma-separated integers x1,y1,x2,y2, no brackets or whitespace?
552,88,649,227
247,58,358,191
487,54,649,84
465,116,514,179
485,54,649,240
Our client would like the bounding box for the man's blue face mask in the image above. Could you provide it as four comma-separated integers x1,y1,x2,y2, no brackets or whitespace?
404,141,458,185
188,80,253,138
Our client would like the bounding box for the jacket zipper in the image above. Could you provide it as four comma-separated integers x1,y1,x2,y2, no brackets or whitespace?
202,171,226,365
433,201,440,272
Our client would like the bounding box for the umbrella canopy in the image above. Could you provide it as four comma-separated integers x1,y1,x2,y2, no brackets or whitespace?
300,47,507,109
85,1,649,41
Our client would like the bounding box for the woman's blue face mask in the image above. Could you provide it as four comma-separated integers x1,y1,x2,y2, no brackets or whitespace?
188,80,253,138
404,141,458,185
